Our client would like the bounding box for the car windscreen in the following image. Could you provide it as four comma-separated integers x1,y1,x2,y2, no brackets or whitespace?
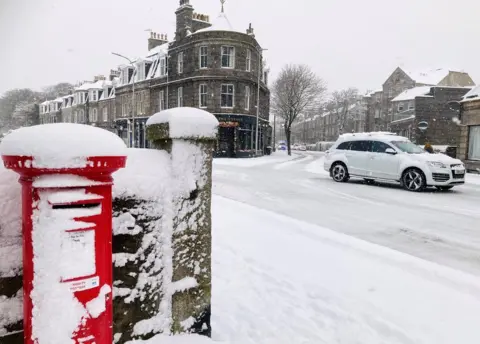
391,140,425,154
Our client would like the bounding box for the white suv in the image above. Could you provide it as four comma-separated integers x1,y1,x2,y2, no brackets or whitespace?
324,132,466,192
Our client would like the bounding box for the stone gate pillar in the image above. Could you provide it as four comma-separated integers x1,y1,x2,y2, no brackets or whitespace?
146,107,218,336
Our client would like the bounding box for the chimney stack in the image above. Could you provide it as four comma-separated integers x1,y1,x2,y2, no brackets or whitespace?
175,0,194,41
93,75,106,82
246,23,255,37
148,31,169,51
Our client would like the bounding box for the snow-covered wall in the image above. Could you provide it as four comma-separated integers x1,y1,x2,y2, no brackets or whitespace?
0,108,218,343
0,165,23,343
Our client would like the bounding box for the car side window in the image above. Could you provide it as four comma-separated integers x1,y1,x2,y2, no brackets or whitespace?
371,141,393,153
349,140,370,152
337,142,350,150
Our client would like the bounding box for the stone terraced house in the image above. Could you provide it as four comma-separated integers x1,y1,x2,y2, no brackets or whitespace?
38,0,271,158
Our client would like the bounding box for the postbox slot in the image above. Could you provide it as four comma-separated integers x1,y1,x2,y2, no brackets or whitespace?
52,202,101,210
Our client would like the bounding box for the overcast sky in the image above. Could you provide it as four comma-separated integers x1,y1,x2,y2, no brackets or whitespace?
0,0,479,96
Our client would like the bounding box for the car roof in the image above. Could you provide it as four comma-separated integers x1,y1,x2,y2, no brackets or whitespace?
336,132,409,143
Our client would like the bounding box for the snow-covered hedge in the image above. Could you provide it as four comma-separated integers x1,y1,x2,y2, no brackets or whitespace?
0,109,218,343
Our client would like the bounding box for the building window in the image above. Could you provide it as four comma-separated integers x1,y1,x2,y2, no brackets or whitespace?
245,86,250,110
177,87,183,107
92,91,97,101
199,84,207,108
159,58,166,76
246,49,251,71
468,126,480,160
221,46,235,68
221,84,234,108
199,46,208,69
408,101,414,110
159,90,165,111
178,52,184,74
398,102,404,112
102,107,108,122
79,110,85,123
90,108,98,122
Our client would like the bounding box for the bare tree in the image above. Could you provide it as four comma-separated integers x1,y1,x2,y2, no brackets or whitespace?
271,64,327,155
329,87,359,135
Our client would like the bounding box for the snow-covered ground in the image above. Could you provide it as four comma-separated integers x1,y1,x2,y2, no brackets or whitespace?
207,150,480,343
211,196,480,344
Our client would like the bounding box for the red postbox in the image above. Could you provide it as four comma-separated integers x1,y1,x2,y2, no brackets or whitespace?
2,154,126,344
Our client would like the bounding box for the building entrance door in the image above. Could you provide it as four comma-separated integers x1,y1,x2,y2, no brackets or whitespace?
217,127,235,157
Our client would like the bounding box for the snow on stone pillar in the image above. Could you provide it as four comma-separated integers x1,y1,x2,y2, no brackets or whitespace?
146,107,218,336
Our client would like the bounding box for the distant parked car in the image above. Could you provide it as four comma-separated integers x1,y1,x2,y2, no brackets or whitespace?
324,132,466,192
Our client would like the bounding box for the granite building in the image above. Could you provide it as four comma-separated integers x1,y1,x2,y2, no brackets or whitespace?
38,0,271,158
458,86,480,172
389,86,471,148
115,0,271,157
372,67,474,131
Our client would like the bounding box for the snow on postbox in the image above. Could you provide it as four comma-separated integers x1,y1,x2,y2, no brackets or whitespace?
0,123,127,344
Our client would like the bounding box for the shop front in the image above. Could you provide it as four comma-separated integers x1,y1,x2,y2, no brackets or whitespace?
214,114,271,158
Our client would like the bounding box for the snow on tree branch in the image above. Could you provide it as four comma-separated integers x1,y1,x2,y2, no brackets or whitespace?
271,64,326,155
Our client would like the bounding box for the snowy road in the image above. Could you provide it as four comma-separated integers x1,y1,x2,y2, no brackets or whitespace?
212,151,480,276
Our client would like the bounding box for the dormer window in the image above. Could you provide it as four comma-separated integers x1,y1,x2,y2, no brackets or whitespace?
136,61,145,81
159,57,166,76
91,90,98,102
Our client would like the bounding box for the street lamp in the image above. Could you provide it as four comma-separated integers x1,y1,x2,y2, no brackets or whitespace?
112,52,136,148
255,48,268,156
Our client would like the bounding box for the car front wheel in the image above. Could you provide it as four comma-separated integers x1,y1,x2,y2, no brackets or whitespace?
331,163,349,183
402,168,426,192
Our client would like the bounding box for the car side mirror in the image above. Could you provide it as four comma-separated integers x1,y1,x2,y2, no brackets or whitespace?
385,148,397,155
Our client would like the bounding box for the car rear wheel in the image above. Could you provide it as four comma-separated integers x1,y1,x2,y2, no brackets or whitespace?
402,168,426,192
436,186,454,191
331,163,349,182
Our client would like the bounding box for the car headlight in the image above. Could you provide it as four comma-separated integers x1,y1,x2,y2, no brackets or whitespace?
427,161,447,168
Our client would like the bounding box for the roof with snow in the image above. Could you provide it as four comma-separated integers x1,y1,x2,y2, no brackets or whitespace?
365,89,382,97
401,68,469,86
194,12,236,34
391,86,433,102
146,43,169,58
462,85,480,102
75,82,93,91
